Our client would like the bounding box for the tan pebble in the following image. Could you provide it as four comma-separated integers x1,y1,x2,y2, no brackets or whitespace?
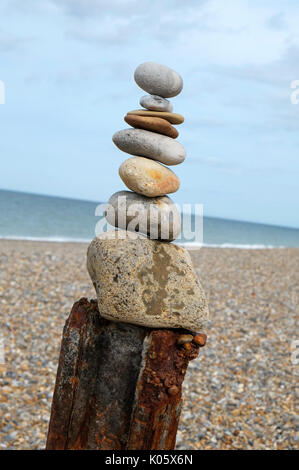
124,114,178,139
119,156,180,197
177,334,193,345
127,109,184,124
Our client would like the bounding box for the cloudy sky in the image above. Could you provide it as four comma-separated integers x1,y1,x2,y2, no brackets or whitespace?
0,0,298,227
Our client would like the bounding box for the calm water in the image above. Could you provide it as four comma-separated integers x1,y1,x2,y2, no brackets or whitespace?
0,189,299,248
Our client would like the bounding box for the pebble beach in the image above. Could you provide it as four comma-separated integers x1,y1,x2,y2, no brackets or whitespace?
0,239,298,450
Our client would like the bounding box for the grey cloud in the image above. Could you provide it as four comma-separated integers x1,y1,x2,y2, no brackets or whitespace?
68,28,128,46
51,0,142,17
210,45,299,89
267,12,286,30
67,15,144,47
50,0,208,18
0,29,32,52
52,0,209,48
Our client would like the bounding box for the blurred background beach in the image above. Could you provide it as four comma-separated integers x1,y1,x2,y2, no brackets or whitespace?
0,0,299,451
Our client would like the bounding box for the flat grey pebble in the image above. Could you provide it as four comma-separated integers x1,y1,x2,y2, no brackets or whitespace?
140,94,173,112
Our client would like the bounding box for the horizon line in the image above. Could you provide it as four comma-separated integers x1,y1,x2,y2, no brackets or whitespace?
1,187,298,231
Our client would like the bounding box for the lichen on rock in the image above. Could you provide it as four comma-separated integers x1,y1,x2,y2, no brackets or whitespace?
87,230,209,331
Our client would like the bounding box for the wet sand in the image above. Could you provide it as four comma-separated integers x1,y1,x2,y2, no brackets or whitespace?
0,239,298,449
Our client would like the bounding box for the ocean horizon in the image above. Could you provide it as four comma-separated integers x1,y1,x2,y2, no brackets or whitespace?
0,189,299,248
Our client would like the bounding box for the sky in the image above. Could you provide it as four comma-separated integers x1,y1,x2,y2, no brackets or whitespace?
0,0,298,228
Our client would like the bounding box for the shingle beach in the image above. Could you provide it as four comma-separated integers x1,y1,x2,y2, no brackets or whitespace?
0,239,298,450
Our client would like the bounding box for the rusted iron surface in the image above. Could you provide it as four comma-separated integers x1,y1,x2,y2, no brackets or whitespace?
126,330,200,450
46,298,146,450
46,298,205,450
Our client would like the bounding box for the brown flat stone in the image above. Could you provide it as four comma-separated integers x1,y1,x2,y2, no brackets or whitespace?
124,114,178,139
127,109,184,125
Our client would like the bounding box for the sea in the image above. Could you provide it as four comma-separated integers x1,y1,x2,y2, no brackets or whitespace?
0,189,299,248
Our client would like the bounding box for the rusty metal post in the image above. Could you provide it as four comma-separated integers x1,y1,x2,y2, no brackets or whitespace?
46,298,206,450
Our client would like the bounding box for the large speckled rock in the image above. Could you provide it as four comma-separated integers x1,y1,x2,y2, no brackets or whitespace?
113,128,185,165
134,62,183,98
87,230,209,330
124,114,178,139
105,190,181,241
119,156,180,197
140,94,173,112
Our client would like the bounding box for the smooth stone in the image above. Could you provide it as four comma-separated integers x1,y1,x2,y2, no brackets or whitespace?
87,230,209,330
134,62,183,98
119,156,180,197
105,190,181,241
127,109,184,124
124,114,178,139
177,334,194,345
140,94,173,112
113,129,185,166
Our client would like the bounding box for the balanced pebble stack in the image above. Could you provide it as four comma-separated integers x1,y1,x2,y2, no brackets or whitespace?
110,61,185,242
87,62,209,332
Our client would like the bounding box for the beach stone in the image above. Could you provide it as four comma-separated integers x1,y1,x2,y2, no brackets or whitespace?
87,229,209,330
113,129,185,166
134,62,183,98
105,190,181,241
127,109,184,125
140,94,173,112
177,334,194,345
119,156,180,197
124,114,178,139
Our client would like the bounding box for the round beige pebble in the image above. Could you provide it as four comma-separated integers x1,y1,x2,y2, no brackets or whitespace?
119,156,180,197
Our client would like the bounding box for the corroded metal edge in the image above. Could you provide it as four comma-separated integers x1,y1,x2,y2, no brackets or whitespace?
46,298,206,450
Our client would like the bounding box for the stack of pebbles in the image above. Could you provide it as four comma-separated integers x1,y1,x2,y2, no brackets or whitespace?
107,62,185,242
87,62,208,333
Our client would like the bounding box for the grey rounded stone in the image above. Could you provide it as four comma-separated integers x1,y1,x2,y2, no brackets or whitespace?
134,62,183,98
140,94,173,112
112,128,186,166
87,230,209,330
105,190,181,241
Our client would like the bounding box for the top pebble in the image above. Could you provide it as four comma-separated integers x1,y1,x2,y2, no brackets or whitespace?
134,62,183,98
